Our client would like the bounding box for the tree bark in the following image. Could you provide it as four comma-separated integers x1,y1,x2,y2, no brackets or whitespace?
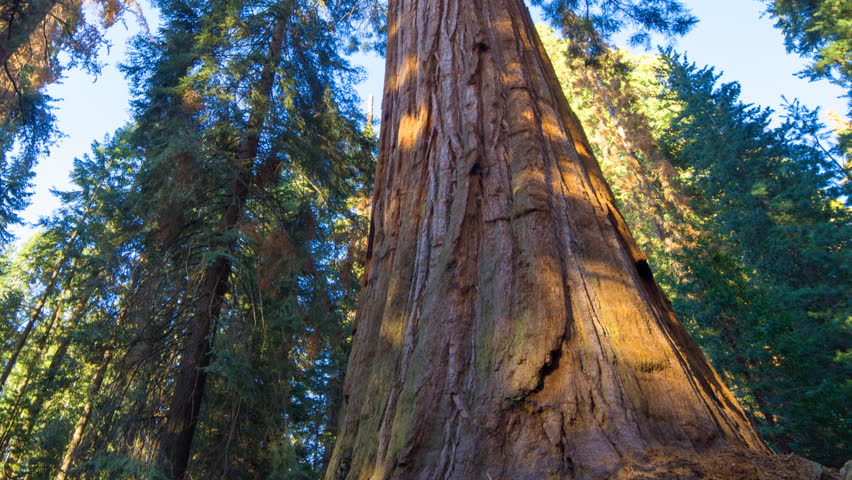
325,1,766,479
155,17,287,480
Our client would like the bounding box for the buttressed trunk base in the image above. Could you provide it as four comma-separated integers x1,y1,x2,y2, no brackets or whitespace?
326,0,767,478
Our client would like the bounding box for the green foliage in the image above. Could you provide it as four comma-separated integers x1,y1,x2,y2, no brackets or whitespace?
760,0,852,189
0,0,142,241
654,51,850,466
764,0,851,91
531,0,696,58
0,126,144,478
43,1,378,478
0,243,36,350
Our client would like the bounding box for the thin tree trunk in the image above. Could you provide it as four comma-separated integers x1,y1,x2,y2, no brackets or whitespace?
0,293,89,477
35,300,64,352
0,336,71,479
0,173,105,392
0,301,63,425
155,17,287,480
18,335,72,437
54,350,112,480
325,1,766,478
0,257,73,392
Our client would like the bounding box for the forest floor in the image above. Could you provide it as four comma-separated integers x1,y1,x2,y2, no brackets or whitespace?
616,447,842,479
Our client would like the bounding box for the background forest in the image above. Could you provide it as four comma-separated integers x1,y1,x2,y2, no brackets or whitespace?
0,0,848,478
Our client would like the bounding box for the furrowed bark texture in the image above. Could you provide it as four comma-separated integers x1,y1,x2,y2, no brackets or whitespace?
325,1,767,479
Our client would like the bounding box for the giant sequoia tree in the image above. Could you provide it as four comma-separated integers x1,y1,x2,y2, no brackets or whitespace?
326,1,769,478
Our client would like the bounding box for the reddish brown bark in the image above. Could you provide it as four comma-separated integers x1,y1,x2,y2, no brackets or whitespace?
325,1,766,478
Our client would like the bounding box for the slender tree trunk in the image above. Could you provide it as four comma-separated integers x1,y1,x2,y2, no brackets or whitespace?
0,256,73,392
35,300,64,352
18,335,72,437
156,255,230,479
0,336,71,479
155,18,287,480
0,293,89,478
325,1,766,478
0,301,63,414
54,350,112,480
0,177,103,392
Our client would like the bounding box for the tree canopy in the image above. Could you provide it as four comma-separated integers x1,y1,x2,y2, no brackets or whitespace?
763,0,851,91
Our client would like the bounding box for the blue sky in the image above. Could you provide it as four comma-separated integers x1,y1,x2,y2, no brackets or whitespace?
10,0,847,241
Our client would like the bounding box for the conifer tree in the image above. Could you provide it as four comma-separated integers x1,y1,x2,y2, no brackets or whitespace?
762,0,852,162
0,127,143,478
762,0,851,94
88,1,376,478
652,52,850,465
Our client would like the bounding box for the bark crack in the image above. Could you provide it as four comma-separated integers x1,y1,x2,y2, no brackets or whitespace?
505,327,569,408
532,339,564,396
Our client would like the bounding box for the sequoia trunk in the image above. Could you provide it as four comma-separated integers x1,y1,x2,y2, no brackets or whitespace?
325,1,766,478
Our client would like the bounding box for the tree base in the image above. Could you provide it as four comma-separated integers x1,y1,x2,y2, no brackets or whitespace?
617,448,839,480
